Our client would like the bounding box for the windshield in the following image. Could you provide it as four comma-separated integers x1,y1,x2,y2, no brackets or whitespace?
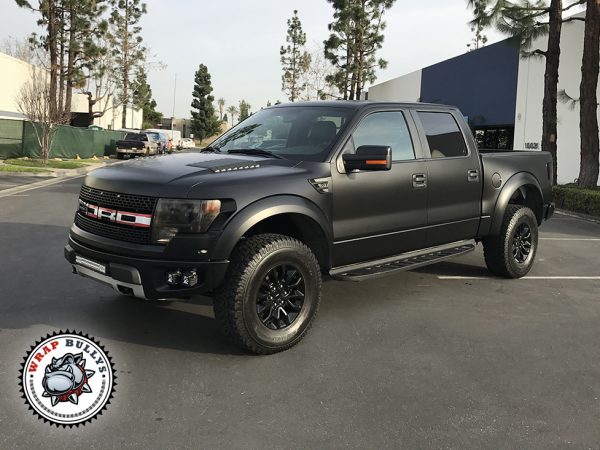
209,106,354,162
146,132,160,141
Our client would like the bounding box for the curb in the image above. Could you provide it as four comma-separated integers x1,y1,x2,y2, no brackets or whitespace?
0,159,122,178
555,208,600,225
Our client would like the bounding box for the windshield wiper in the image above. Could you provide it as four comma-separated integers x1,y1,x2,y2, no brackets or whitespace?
227,149,284,159
201,145,220,153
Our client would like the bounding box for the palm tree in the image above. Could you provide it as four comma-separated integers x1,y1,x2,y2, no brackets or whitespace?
577,0,600,187
217,98,225,121
226,105,238,127
469,0,585,185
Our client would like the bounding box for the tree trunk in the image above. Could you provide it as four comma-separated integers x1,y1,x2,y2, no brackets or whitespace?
355,0,365,100
64,1,76,117
578,0,600,187
58,6,65,117
542,0,562,185
121,0,129,128
48,0,58,121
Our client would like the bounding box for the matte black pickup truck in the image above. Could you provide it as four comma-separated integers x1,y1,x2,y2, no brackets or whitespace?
65,102,554,354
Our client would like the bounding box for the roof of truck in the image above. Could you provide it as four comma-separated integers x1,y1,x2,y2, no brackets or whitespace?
268,100,456,110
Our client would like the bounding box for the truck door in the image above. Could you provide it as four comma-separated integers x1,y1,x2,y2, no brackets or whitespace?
331,110,428,267
412,110,482,247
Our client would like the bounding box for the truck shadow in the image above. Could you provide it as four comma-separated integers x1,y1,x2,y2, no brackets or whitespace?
0,222,246,356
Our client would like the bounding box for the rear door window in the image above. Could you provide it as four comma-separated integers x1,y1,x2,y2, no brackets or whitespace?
418,112,468,158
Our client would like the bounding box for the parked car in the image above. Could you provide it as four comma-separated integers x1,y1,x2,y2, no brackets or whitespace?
144,131,167,154
181,138,195,149
66,101,554,354
145,129,182,150
115,132,159,159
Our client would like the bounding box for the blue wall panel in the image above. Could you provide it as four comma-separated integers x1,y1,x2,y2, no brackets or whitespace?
420,38,520,127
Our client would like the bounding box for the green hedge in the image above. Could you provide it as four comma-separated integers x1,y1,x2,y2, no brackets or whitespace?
553,186,600,217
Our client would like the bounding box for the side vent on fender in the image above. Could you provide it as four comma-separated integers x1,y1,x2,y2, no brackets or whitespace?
309,177,331,194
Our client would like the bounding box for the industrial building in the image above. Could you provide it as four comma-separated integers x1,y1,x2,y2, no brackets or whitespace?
366,11,594,185
0,51,142,130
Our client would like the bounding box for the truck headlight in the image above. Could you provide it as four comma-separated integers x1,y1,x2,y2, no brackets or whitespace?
152,199,221,244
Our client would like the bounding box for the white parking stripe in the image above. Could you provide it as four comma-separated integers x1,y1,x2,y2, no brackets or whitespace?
437,276,600,280
539,238,600,241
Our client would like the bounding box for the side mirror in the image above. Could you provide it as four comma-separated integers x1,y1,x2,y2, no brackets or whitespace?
342,145,392,172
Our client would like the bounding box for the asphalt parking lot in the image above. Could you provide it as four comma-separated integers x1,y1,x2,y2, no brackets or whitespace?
1,177,599,449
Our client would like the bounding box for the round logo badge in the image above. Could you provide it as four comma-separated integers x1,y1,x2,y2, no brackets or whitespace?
19,331,116,427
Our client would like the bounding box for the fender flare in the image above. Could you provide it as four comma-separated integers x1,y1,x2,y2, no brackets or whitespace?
489,172,543,235
211,195,332,261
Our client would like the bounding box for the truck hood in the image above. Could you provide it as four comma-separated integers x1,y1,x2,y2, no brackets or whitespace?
84,152,305,198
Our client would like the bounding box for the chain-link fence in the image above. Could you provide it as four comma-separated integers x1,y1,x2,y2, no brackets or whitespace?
0,118,126,159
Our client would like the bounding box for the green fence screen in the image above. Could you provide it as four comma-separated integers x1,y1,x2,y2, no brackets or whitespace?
0,118,126,159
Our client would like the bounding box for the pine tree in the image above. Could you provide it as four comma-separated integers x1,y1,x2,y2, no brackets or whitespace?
190,64,221,140
280,10,308,101
324,0,395,100
109,0,147,128
238,100,251,122
132,69,162,128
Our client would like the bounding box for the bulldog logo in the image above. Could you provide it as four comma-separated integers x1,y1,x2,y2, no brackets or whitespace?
19,331,115,427
42,353,95,406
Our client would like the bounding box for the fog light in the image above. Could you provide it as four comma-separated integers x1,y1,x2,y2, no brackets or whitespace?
181,270,198,287
166,270,182,286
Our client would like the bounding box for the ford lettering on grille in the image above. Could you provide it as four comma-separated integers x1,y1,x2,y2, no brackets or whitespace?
79,200,152,228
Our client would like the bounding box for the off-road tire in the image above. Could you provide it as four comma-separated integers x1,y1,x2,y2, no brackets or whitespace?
214,233,322,354
483,205,538,278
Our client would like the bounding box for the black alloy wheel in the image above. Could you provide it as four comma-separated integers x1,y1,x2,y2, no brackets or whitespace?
512,223,532,264
256,264,305,330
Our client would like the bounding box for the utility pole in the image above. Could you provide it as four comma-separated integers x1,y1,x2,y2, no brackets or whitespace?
172,73,177,143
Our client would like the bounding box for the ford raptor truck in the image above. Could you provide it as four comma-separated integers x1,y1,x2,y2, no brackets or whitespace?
64,102,555,354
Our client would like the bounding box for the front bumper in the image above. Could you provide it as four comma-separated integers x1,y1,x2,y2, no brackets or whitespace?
65,236,229,300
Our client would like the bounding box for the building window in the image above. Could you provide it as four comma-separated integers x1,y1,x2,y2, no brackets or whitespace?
474,127,514,150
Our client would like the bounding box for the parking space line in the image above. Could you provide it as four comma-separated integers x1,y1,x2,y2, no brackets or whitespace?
539,238,600,241
437,275,600,280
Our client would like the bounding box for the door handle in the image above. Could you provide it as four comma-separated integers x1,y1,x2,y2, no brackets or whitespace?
412,173,427,189
467,170,479,182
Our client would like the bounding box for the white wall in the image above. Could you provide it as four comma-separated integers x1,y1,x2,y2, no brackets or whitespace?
0,51,142,130
514,11,597,185
0,52,34,118
366,69,422,102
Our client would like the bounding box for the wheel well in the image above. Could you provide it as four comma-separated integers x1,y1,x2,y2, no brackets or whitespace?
244,213,330,271
508,184,543,224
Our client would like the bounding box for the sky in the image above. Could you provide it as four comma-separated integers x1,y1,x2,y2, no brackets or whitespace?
3,0,508,118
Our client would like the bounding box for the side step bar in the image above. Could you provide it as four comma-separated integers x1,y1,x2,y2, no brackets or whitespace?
330,240,476,281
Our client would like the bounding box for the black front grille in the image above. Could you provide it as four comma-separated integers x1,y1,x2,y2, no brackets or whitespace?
76,185,157,244
75,213,152,244
79,185,157,214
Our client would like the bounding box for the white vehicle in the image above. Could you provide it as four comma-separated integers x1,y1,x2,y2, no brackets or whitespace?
145,129,182,150
181,138,195,149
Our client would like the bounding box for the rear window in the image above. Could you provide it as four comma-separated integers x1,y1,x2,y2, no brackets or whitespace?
418,112,468,158
125,133,145,141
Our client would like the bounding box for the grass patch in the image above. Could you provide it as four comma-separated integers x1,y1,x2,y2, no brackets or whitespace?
553,185,600,217
0,164,51,173
5,158,88,169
